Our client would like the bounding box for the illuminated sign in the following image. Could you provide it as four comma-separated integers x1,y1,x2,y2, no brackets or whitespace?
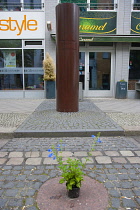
131,12,140,34
79,12,116,34
0,12,45,39
0,15,38,36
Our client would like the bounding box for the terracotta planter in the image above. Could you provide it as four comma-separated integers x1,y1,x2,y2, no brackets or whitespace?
67,186,80,198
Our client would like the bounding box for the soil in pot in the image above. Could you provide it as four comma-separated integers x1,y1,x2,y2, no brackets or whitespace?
67,186,80,198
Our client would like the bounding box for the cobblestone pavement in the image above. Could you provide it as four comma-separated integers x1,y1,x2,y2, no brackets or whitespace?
15,99,123,137
0,136,140,210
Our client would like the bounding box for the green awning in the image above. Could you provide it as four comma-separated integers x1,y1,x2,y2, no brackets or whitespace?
51,34,140,42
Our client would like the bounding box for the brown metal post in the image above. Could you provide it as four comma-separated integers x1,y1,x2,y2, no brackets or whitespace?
56,3,79,112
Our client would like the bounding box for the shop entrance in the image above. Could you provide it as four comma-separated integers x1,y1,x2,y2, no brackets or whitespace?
79,48,114,97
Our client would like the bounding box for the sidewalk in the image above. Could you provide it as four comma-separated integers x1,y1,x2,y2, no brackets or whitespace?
0,98,140,209
0,98,140,138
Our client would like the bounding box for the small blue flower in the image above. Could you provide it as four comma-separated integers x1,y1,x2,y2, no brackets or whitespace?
57,144,61,147
53,156,56,160
48,149,52,152
91,135,96,138
56,148,61,151
97,138,102,143
48,153,54,157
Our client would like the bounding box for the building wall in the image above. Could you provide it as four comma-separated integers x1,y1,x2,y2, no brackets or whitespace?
45,0,57,64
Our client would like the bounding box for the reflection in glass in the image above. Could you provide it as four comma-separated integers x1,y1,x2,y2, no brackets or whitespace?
89,52,111,90
24,0,41,9
0,49,23,90
0,0,21,11
90,0,114,10
79,52,85,90
24,49,44,90
129,50,140,90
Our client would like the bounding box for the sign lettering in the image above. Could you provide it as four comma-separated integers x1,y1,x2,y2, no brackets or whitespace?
0,15,38,35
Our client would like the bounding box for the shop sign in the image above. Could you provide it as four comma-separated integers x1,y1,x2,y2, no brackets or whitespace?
0,12,45,39
79,12,116,34
131,12,140,34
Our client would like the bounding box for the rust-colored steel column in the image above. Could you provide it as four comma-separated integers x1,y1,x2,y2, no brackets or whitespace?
56,3,79,112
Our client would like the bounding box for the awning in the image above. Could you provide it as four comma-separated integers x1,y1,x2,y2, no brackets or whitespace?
51,34,140,42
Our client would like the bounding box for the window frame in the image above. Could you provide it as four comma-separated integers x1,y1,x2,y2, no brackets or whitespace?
132,0,140,11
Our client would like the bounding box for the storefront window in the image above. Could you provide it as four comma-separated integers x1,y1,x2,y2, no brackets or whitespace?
59,0,115,10
133,0,140,10
0,40,22,48
24,0,42,9
129,50,140,90
24,49,44,90
0,49,23,90
90,0,114,10
0,0,21,11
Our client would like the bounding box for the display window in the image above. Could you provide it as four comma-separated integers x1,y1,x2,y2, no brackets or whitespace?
129,49,140,90
59,0,116,11
0,0,43,11
0,40,44,91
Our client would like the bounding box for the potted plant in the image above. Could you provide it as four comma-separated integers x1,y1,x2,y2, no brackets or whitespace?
48,133,101,198
43,53,56,99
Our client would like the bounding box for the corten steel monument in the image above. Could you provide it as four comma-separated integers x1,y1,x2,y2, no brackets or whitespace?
56,3,79,112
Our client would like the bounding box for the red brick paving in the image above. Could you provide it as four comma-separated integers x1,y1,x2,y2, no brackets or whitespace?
36,176,109,210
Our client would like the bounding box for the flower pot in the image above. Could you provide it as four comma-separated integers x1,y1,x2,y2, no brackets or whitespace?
67,186,80,198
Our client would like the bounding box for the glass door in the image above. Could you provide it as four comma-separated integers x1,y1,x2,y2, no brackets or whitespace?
79,50,114,97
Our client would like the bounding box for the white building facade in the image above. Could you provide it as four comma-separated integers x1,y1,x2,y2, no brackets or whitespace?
0,0,140,99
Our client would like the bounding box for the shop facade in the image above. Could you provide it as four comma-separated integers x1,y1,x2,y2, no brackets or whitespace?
0,0,140,99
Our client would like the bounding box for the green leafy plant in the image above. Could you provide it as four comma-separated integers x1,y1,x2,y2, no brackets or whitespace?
48,133,101,190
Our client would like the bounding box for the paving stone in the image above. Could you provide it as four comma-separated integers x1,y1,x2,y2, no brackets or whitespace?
105,151,120,156
134,151,140,156
0,199,8,207
133,189,140,196
43,158,58,165
89,151,103,156
25,152,31,157
109,189,120,197
121,181,132,189
7,198,23,207
0,152,8,157
120,151,134,156
26,158,42,165
81,157,94,164
113,157,127,163
136,198,140,205
74,151,88,156
0,158,7,164
6,158,24,165
118,174,129,180
111,198,120,208
120,190,134,197
122,198,137,208
25,197,34,206
5,189,19,197
42,151,51,157
58,151,73,157
104,181,114,188
95,156,112,164
30,152,40,157
8,152,23,158
107,174,118,180
127,157,140,163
